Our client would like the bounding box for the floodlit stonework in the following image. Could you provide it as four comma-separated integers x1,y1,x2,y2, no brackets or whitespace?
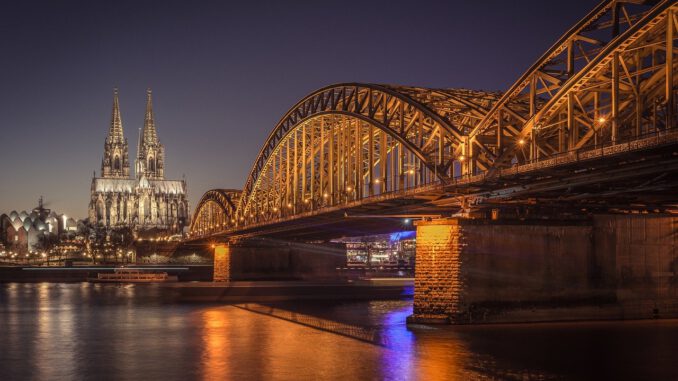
88,89,189,234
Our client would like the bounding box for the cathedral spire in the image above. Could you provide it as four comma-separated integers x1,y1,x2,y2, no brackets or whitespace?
142,88,158,144
101,87,130,179
107,88,124,143
136,88,165,180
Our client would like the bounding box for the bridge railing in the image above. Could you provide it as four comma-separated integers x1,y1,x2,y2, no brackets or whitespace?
446,125,678,186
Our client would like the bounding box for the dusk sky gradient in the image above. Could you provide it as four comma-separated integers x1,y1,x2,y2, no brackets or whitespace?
0,0,598,219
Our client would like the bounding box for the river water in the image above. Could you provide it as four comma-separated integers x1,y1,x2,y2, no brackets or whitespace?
0,283,676,381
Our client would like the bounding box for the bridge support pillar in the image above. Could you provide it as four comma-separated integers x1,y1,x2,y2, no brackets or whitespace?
408,214,678,325
408,218,467,324
213,244,231,282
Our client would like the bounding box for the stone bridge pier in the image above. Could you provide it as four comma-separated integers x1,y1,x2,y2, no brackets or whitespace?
408,215,678,324
213,238,346,282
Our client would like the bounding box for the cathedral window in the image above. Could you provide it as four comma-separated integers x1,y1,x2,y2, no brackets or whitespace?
148,156,155,172
114,155,121,170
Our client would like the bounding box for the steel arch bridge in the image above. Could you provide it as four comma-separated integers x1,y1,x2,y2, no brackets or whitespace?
190,189,241,236
190,0,678,239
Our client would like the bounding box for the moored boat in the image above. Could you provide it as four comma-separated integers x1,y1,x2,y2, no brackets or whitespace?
89,267,178,283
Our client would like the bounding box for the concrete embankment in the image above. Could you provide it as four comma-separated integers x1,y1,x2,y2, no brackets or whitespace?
168,279,414,303
0,265,213,282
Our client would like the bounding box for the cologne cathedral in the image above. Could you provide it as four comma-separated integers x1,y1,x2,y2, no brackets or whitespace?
88,89,189,234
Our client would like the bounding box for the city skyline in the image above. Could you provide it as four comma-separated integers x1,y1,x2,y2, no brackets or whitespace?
0,0,598,218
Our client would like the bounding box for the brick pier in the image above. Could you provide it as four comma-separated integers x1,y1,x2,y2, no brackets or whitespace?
408,215,678,325
213,244,231,282
407,219,466,324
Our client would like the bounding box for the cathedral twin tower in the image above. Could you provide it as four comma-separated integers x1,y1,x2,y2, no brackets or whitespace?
89,89,189,234
101,88,164,180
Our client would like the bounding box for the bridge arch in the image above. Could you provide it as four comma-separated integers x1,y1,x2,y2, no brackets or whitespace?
463,0,675,174
234,83,503,226
189,189,241,236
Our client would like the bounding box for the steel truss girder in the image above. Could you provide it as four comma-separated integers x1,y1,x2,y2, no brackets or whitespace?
190,0,677,237
189,189,241,236
235,83,502,226
464,0,674,175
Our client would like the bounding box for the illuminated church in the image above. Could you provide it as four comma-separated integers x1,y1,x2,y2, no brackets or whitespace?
88,89,189,234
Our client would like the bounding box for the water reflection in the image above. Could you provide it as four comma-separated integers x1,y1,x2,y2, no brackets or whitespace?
1,283,677,380
201,310,230,381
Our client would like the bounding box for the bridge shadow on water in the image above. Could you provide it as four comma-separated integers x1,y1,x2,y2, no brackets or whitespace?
228,301,566,380
232,302,390,347
226,300,678,381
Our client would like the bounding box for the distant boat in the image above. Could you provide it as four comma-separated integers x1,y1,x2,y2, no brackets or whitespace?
89,267,178,283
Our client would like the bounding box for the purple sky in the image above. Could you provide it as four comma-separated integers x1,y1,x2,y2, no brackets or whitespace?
0,0,598,219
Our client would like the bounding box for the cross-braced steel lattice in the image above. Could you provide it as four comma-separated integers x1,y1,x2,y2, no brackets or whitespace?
465,0,677,175
190,189,240,235
189,0,677,238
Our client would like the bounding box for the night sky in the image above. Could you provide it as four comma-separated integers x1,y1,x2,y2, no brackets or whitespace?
0,0,598,219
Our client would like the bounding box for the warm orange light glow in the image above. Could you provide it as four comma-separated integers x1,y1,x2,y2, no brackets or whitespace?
213,244,230,282
518,138,525,145
323,193,329,198
408,169,415,175
287,203,293,208
374,178,380,184
346,186,353,192
598,116,607,123
458,155,465,162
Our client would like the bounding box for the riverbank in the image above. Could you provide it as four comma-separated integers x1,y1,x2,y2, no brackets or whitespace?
0,265,213,282
167,278,414,303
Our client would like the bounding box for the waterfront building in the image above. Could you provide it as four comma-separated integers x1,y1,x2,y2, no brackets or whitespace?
88,89,189,235
0,198,77,253
336,231,416,266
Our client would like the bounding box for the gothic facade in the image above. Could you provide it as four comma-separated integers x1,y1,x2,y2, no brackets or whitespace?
89,89,189,234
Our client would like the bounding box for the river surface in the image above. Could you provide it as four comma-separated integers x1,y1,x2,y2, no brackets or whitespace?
1,283,677,381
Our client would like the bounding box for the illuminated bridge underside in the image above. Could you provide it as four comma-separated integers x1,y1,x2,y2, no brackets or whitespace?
189,0,678,242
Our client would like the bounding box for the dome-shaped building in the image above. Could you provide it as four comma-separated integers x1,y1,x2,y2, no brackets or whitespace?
22,218,33,231
0,198,74,253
